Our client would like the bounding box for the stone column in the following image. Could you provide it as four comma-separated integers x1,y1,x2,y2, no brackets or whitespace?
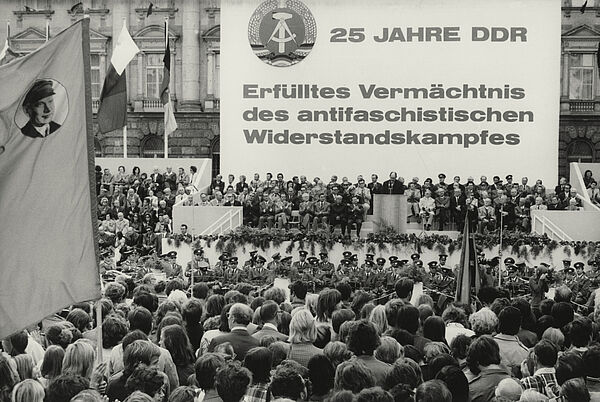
179,0,201,111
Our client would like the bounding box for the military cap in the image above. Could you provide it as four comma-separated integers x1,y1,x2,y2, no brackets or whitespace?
507,265,518,273
391,260,400,267
562,258,571,264
506,175,513,180
229,257,238,263
23,79,56,106
564,267,575,274
281,256,293,263
439,253,448,258
399,259,409,265
167,251,177,258
574,262,584,269
341,258,352,265
415,260,423,267
589,260,598,267
342,251,352,258
308,257,319,265
352,254,359,261
438,173,446,179
257,256,267,263
271,253,281,260
365,260,374,267
319,252,328,257
299,250,308,256
389,256,399,262
539,262,550,267
193,249,203,256
376,257,386,265
428,261,438,268
218,253,230,261
504,257,515,265
365,253,375,260
411,253,420,261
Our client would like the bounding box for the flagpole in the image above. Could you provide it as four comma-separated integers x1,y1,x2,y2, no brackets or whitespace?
95,301,103,363
498,207,503,287
164,17,169,159
122,17,128,159
6,20,10,47
45,19,49,42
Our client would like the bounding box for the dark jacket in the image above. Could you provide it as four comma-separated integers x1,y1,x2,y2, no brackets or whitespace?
21,120,61,138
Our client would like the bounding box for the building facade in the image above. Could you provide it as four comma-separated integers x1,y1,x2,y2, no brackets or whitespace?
1,0,599,180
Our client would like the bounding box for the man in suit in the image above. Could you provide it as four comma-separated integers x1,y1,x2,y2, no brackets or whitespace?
208,303,259,361
449,187,467,228
252,300,288,342
311,193,330,231
20,79,62,138
381,172,405,194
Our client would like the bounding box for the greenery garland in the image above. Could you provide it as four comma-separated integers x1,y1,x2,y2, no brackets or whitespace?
164,225,600,261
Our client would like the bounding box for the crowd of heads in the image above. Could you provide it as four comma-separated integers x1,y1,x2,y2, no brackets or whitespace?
1,267,600,402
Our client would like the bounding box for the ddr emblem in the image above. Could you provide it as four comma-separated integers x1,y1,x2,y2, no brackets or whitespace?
248,0,317,67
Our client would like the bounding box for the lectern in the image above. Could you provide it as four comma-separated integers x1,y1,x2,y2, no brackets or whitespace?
372,194,407,233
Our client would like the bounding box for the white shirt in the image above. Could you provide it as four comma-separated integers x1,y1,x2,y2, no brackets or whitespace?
33,124,50,137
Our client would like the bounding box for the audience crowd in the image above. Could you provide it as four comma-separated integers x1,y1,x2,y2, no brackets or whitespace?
95,166,596,250
2,264,600,402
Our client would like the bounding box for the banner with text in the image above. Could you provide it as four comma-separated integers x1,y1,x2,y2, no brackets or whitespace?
221,0,560,185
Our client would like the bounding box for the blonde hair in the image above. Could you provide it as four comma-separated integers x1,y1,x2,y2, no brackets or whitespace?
12,379,45,402
289,309,317,344
368,305,388,335
62,339,96,379
374,336,404,364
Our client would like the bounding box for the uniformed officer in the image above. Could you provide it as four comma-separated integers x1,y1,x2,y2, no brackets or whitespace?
334,258,353,284
244,250,259,270
318,252,335,288
574,262,591,305
411,253,420,263
361,253,375,270
224,257,244,284
250,255,269,284
166,251,182,279
277,256,293,278
438,253,448,268
339,251,353,272
505,264,528,297
304,257,320,290
364,260,377,288
186,248,211,283
214,252,230,278
292,250,309,280
267,253,282,275
588,260,600,288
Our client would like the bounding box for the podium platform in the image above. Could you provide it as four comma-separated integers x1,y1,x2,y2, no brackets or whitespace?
373,194,407,233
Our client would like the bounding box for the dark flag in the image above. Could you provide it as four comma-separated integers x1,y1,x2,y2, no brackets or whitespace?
581,0,588,13
70,2,84,13
147,2,154,17
455,219,480,305
97,23,139,133
0,20,101,338
161,26,177,136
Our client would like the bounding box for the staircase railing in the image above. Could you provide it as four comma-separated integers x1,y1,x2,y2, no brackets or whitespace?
200,208,243,236
531,213,573,241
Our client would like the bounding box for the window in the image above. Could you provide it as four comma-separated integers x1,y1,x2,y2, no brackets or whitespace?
141,135,164,158
91,54,101,99
146,53,164,99
569,53,594,100
214,53,220,98
211,137,220,178
567,140,594,163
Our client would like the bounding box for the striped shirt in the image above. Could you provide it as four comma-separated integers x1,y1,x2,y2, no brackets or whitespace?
520,367,560,398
